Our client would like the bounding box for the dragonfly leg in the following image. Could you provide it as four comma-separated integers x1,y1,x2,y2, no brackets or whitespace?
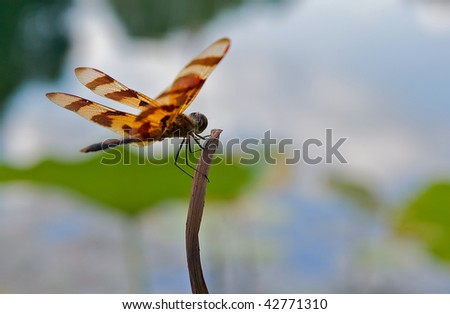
174,138,194,179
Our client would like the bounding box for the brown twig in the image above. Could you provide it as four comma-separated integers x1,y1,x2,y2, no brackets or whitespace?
185,129,222,294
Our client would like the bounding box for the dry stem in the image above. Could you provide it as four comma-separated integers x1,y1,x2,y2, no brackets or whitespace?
185,129,222,294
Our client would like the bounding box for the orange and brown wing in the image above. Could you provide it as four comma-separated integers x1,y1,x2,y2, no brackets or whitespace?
46,92,138,137
138,37,230,121
75,67,161,109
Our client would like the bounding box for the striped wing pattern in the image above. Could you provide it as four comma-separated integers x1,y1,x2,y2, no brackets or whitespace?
74,67,161,109
138,37,230,121
46,37,231,152
46,92,177,139
46,92,138,136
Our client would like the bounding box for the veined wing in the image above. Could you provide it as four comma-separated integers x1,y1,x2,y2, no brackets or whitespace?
138,37,230,121
46,92,137,136
75,67,161,110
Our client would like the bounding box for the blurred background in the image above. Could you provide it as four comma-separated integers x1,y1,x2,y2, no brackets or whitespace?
0,0,450,293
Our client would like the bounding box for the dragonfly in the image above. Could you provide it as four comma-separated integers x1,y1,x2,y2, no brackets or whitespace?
46,38,230,176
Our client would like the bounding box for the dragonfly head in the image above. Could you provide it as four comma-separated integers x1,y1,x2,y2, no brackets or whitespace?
189,112,208,134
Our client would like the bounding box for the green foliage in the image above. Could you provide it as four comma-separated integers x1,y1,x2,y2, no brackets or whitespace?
108,0,285,38
108,0,245,38
0,0,70,117
397,182,450,262
0,148,254,216
327,175,379,212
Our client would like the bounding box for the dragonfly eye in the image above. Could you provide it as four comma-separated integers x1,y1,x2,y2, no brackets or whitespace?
189,112,208,134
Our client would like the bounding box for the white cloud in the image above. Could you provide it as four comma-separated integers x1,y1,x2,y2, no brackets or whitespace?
413,1,450,35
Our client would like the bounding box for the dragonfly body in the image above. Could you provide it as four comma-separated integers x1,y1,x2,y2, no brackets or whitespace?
46,38,229,153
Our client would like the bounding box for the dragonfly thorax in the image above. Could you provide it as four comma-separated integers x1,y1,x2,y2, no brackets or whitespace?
189,112,208,134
